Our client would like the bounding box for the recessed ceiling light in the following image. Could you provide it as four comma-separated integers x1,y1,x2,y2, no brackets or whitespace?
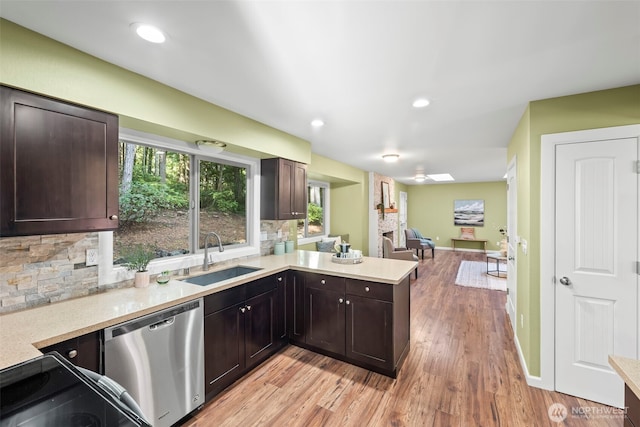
382,154,399,163
311,119,325,127
132,23,166,43
427,173,455,182
412,98,430,108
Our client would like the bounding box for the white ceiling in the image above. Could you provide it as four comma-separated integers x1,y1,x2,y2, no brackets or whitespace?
1,1,639,184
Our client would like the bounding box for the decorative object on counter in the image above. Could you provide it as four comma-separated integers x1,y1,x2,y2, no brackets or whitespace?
119,243,156,288
331,252,364,264
156,271,170,285
285,240,294,253
274,241,285,255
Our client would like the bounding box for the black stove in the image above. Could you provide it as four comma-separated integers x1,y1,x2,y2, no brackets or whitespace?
1,353,148,427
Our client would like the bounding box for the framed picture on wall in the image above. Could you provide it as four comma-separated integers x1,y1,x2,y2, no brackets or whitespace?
454,199,484,226
382,182,390,209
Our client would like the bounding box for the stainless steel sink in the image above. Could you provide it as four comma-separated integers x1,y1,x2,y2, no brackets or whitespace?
182,266,262,286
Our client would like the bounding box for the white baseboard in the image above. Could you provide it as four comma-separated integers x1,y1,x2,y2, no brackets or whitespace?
513,331,550,390
435,246,489,253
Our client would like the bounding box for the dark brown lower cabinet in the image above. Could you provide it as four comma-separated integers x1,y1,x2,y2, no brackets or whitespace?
40,331,101,372
305,274,346,355
203,275,281,401
287,270,306,343
297,272,410,378
627,385,640,427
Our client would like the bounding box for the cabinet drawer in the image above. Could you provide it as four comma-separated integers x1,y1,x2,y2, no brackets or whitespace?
305,274,344,293
246,275,276,299
346,279,393,301
204,284,246,315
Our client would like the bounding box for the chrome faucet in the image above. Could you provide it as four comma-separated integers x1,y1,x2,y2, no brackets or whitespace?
203,232,224,271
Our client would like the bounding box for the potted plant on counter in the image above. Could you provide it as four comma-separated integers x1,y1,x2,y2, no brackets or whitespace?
120,243,156,288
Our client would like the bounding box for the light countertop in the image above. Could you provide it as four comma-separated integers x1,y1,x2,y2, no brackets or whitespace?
610,355,640,399
0,250,416,370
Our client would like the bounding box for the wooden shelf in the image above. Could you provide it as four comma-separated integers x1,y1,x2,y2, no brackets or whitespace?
378,208,398,213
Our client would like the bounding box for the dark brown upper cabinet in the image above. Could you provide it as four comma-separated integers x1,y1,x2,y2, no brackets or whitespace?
260,158,307,220
1,85,119,236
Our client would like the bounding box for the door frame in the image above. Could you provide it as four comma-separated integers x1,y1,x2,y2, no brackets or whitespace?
540,124,640,391
506,155,517,333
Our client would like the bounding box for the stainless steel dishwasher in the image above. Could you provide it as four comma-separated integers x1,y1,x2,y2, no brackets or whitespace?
104,298,204,427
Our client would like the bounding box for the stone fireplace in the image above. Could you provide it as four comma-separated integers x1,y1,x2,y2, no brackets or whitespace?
377,213,398,257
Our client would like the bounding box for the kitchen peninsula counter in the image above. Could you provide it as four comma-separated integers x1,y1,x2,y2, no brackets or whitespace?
610,355,640,399
0,250,416,370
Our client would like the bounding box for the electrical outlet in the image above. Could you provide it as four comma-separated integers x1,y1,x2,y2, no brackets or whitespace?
86,249,98,266
436,236,439,241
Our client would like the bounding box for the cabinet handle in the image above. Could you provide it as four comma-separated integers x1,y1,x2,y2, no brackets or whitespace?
277,277,283,282
339,298,344,304
239,307,246,313
246,305,251,311
320,279,326,285
67,349,78,359
109,215,118,220
345,300,350,305
364,286,370,292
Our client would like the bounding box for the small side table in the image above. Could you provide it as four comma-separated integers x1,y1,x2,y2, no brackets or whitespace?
486,253,507,278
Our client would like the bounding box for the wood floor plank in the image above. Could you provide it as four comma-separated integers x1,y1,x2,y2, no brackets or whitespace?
181,250,624,427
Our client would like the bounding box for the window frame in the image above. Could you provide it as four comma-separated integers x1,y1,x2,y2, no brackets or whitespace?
297,180,330,246
98,128,260,285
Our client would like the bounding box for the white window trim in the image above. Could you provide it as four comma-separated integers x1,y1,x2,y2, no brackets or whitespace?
297,180,330,246
99,128,260,285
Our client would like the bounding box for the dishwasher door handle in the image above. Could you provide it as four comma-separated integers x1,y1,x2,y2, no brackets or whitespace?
149,317,175,331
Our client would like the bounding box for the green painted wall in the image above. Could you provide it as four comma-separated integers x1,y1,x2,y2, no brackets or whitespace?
508,84,640,377
0,19,310,162
299,153,369,254
406,182,507,251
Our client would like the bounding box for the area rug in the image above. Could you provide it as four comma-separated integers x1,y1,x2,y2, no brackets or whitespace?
454,260,507,291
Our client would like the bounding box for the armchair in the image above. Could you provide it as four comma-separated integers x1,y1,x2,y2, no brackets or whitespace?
404,228,435,259
382,236,418,279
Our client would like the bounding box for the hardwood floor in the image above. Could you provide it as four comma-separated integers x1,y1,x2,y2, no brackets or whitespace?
182,250,623,427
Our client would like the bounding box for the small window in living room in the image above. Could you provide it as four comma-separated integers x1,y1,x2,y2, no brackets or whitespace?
297,181,329,239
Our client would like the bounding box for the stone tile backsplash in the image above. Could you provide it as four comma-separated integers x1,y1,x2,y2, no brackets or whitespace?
0,220,293,313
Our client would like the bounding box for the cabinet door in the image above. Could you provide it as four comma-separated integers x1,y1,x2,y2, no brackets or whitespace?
291,161,307,219
287,271,306,342
0,85,119,236
305,275,345,355
277,159,294,219
244,289,276,369
41,331,101,372
274,273,288,342
204,303,245,397
345,294,393,370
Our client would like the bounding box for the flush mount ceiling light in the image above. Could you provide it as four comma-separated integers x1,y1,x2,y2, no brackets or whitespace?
382,154,400,163
195,139,227,153
311,119,325,127
414,173,426,183
412,98,431,108
131,23,166,43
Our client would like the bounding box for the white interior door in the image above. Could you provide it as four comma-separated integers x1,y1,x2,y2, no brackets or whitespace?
555,137,638,408
506,157,517,330
399,191,408,247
